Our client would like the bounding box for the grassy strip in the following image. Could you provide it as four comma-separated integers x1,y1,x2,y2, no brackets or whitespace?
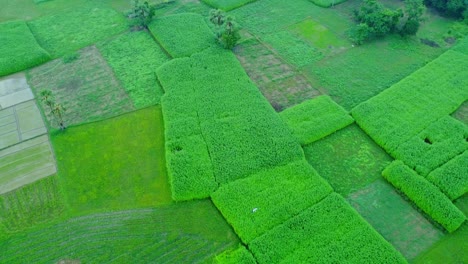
382,161,466,233
215,245,257,264
0,21,50,77
394,116,467,176
0,176,64,235
157,47,303,199
201,0,258,11
452,36,468,55
280,95,354,145
352,50,468,153
249,193,407,263
28,7,127,57
427,151,468,201
149,13,215,58
0,200,239,263
97,31,170,108
212,160,332,243
51,106,171,213
307,0,348,8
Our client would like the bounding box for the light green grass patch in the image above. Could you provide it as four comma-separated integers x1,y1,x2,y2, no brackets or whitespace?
307,0,348,8
303,124,393,196
98,31,170,108
347,179,445,261
149,13,215,58
262,30,323,68
289,18,349,49
0,200,239,263
0,21,50,77
51,106,171,213
0,176,64,236
28,46,135,128
202,0,257,11
280,95,354,145
28,7,127,57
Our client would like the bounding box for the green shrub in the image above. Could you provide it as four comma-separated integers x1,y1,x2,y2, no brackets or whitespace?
212,160,333,243
0,21,50,77
202,0,258,11
62,52,80,63
28,7,127,57
394,116,467,176
215,245,256,264
98,31,170,108
157,48,303,192
427,151,468,201
280,95,354,145
249,193,407,263
352,50,468,153
382,161,466,232
148,13,215,57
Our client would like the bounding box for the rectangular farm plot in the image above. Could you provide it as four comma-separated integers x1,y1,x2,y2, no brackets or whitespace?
97,31,170,108
28,7,127,57
0,21,50,77
347,179,445,261
212,160,333,244
289,18,349,49
149,13,215,58
201,0,258,11
0,135,56,194
28,46,135,128
248,193,407,264
280,95,354,145
0,72,34,109
0,100,47,150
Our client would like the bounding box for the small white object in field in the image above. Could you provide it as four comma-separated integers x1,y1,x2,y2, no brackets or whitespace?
352,45,355,48
252,208,258,213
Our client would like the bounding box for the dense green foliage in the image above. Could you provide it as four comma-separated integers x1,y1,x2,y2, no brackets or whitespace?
202,0,257,11
98,31,170,108
215,245,257,264
51,107,171,213
249,193,407,263
352,50,468,153
0,200,239,263
149,13,215,57
157,48,303,198
28,7,127,57
382,161,466,232
280,95,354,145
0,21,50,77
427,151,468,201
303,124,393,196
424,0,467,17
127,0,156,29
212,160,332,243
394,116,467,176
0,176,64,235
261,30,323,67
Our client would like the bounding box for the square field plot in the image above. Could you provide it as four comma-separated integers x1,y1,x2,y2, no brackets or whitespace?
0,73,34,109
0,135,57,194
28,46,135,128
347,179,445,261
0,100,47,150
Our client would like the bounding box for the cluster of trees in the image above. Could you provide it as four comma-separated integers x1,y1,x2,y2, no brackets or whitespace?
40,90,67,130
209,9,241,49
424,0,467,18
350,0,425,44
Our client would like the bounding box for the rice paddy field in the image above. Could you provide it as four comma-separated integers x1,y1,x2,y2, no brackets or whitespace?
0,0,466,263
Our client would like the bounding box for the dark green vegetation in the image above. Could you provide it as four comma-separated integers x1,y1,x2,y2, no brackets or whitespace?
304,124,393,196
215,245,256,264
0,200,239,263
0,21,50,77
98,31,170,108
28,46,135,128
149,13,215,57
383,161,466,233
248,193,406,263
212,160,332,243
280,95,354,145
28,7,127,57
157,47,303,199
51,107,171,213
202,0,257,11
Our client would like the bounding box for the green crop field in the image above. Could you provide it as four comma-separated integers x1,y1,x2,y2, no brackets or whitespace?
0,0,466,262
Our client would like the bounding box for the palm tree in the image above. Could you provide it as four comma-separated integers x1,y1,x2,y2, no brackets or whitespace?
52,103,67,130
